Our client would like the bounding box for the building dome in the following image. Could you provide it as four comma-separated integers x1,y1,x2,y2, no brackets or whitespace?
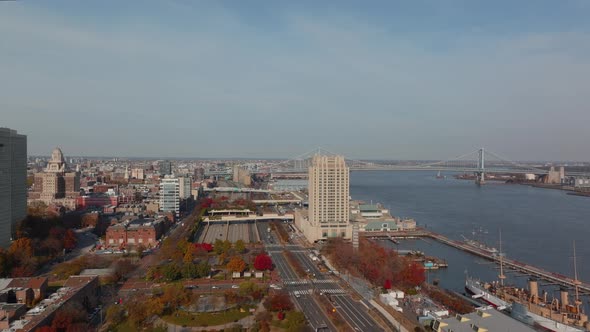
51,147,65,163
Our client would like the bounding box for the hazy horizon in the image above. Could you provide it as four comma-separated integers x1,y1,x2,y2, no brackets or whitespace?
3,1,590,161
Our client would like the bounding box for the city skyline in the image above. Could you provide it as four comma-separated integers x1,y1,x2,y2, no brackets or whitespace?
2,1,590,161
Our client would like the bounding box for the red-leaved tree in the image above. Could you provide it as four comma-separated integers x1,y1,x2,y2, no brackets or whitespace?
384,279,392,290
195,243,213,252
253,253,273,271
266,292,293,312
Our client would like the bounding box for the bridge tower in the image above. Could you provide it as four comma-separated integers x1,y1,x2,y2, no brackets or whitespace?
475,148,485,185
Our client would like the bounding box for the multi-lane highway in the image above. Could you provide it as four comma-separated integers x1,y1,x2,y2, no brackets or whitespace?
259,221,384,331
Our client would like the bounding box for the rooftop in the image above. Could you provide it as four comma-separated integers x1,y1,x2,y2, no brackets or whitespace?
433,308,535,332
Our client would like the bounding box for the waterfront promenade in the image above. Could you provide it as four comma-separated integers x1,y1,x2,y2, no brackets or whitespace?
363,229,590,294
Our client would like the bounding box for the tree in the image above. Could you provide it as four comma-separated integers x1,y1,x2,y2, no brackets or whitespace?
384,279,392,290
234,240,246,253
162,263,182,281
285,311,306,332
182,262,198,279
35,327,55,332
160,284,191,310
114,259,136,280
253,253,273,271
9,237,34,258
199,242,213,252
238,281,260,297
62,230,77,250
183,248,194,263
214,239,224,255
222,240,232,253
0,249,8,277
196,260,211,278
105,305,125,326
402,261,425,287
41,237,63,257
265,292,293,312
227,256,246,273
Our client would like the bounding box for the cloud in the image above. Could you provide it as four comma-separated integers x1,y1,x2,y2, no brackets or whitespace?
1,2,590,160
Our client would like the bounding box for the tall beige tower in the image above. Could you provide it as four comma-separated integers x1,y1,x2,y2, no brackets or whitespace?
308,155,350,238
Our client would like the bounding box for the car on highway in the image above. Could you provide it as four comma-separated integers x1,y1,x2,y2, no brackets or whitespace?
231,285,239,289
212,286,219,289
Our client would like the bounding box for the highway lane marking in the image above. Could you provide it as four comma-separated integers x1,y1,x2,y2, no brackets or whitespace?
332,296,367,330
334,295,381,330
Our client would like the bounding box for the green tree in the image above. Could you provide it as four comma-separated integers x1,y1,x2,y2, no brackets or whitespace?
238,280,260,297
182,263,198,279
214,239,224,255
285,311,306,332
234,239,246,253
196,260,211,278
222,240,232,253
162,263,182,281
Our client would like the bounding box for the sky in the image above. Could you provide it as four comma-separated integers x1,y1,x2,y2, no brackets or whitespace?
2,1,590,161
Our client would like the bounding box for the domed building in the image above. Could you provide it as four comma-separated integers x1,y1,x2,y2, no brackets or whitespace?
29,147,80,209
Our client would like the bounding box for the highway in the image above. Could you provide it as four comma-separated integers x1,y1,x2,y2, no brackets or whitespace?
261,224,384,331
331,295,382,332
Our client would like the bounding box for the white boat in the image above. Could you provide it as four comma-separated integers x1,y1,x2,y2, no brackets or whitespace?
465,277,510,310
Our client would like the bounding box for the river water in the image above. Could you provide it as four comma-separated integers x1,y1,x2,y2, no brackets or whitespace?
349,171,590,295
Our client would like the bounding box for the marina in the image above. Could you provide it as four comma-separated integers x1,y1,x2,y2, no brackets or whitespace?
362,229,590,295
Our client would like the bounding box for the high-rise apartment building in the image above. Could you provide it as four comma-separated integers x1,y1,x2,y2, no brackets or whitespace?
178,175,192,199
296,155,351,242
0,128,27,248
159,160,172,176
159,175,179,218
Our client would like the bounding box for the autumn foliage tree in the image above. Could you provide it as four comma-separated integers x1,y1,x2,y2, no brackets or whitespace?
265,291,293,312
227,256,246,273
384,279,392,290
253,253,273,271
62,229,77,250
324,237,425,290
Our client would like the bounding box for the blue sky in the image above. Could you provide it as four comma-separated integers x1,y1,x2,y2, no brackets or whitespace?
2,1,590,160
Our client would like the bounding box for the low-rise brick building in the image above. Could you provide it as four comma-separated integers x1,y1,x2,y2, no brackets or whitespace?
105,217,167,248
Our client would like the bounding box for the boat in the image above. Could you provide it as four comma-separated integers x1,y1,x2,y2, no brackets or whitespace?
436,171,444,179
464,276,510,310
460,234,499,256
497,281,587,332
494,241,589,331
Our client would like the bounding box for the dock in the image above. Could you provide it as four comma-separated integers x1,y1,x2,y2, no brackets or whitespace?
362,229,590,294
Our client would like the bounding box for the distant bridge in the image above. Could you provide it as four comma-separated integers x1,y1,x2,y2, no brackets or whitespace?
260,148,590,183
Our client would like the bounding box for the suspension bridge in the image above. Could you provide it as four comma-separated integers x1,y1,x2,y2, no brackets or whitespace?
259,148,590,183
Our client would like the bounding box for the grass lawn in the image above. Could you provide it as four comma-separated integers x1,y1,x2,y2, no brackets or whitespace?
114,321,137,332
162,309,251,327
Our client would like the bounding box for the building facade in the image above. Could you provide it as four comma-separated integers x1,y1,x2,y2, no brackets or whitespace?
297,155,351,242
159,160,172,176
0,128,27,248
178,175,192,199
28,148,80,209
131,168,145,180
105,218,166,248
159,175,179,217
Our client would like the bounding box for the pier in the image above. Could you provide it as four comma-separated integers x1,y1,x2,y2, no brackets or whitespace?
362,229,590,294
